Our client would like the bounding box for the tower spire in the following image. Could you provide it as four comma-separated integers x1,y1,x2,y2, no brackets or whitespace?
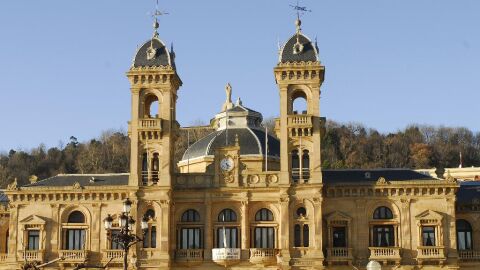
290,1,311,54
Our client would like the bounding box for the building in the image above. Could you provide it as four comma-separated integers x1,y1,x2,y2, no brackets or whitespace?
0,8,479,270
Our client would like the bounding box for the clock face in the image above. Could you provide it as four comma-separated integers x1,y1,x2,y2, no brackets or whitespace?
220,157,234,172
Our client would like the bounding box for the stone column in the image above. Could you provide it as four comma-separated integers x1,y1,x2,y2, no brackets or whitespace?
240,201,249,260
159,200,171,261
400,198,413,262
446,197,458,260
279,194,291,268
312,196,324,262
204,199,212,260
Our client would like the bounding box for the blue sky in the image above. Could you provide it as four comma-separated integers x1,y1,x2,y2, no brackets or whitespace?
0,0,479,151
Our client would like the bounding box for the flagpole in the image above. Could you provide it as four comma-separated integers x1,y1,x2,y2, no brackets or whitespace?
265,126,268,172
187,129,190,173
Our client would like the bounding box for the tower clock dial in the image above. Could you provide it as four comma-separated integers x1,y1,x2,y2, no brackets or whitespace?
220,157,234,172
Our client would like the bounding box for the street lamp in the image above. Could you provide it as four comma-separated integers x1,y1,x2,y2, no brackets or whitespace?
104,198,149,270
366,260,382,270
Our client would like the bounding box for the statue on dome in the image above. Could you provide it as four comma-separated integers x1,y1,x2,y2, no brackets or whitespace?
222,83,234,111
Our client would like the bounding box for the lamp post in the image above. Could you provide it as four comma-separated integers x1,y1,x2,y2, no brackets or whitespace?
104,198,149,270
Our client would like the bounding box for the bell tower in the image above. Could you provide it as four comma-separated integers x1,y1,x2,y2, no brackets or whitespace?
127,13,182,187
274,16,325,185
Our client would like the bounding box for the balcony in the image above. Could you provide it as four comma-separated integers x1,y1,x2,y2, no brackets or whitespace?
212,248,241,267
292,168,310,183
326,247,353,266
138,118,162,141
0,253,7,262
18,250,45,262
416,246,445,265
287,115,313,137
369,247,401,265
459,250,480,261
249,248,278,266
175,249,203,266
59,250,89,263
102,249,123,263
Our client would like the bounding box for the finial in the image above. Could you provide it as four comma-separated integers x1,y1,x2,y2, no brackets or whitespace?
150,0,169,38
290,1,311,55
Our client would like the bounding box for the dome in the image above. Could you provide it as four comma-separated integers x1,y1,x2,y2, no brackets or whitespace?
182,127,280,161
279,33,318,63
133,38,175,68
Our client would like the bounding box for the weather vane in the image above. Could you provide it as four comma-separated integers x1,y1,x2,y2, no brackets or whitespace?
290,0,312,19
146,0,169,60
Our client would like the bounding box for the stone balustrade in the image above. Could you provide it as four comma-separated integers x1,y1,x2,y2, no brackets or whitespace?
369,247,401,264
417,246,445,265
59,250,88,263
249,248,278,266
459,250,480,261
103,249,123,262
137,118,162,141
175,249,204,262
326,247,353,266
18,250,44,262
0,253,7,262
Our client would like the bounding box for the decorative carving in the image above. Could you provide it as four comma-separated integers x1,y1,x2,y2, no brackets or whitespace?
72,182,82,190
266,174,278,184
7,178,18,190
376,177,389,185
249,175,260,184
445,171,457,183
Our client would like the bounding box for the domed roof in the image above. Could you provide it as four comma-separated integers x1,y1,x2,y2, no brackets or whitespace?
280,33,318,63
182,127,280,161
133,38,175,68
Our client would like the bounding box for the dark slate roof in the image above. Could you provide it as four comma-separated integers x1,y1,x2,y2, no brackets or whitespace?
322,169,436,184
226,105,260,114
0,190,8,204
280,33,318,63
23,174,129,188
133,38,173,67
182,128,280,161
457,181,480,205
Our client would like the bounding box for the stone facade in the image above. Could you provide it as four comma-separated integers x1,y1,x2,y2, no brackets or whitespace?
0,10,479,270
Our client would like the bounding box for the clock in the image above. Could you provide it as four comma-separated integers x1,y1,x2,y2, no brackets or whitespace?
220,157,234,172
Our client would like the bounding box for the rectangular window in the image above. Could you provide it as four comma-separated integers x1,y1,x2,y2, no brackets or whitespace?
373,225,395,247
66,229,86,250
27,230,40,250
110,230,122,250
422,226,436,246
332,227,346,247
180,228,202,249
217,227,238,248
254,227,275,249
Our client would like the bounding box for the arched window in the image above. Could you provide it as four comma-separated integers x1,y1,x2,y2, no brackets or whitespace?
143,209,157,248
302,150,310,181
217,209,239,248
151,153,159,183
371,206,396,247
141,153,148,185
218,209,237,222
65,211,86,250
294,224,301,247
253,209,275,249
291,91,307,115
456,219,473,250
144,94,159,118
373,207,393,219
178,209,202,250
145,209,155,219
303,225,309,247
296,207,307,217
255,208,274,221
291,150,300,182
68,211,85,223
181,209,200,222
